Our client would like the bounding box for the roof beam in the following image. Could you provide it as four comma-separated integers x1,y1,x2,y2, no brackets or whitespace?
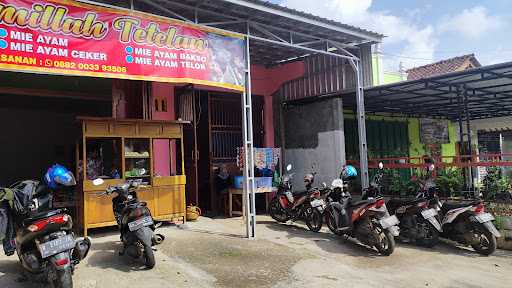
139,0,194,22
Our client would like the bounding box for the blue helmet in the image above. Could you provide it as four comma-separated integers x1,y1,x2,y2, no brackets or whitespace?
341,165,358,180
45,164,77,190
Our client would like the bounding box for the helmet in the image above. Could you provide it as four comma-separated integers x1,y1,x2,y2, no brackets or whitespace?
45,164,77,190
303,173,315,185
341,165,358,180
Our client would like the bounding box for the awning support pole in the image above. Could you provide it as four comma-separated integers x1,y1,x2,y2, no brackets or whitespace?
464,88,473,190
350,58,369,189
458,87,469,191
457,88,466,191
242,22,256,239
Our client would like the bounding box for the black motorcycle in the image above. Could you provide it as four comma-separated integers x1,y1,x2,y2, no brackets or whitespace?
375,162,443,248
95,179,164,269
9,180,90,288
387,195,442,247
269,165,324,232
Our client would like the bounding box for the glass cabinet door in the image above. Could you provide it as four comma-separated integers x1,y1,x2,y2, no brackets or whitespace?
84,138,123,181
124,138,151,185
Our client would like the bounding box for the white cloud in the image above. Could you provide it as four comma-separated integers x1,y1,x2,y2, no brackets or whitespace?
438,6,502,39
280,0,437,70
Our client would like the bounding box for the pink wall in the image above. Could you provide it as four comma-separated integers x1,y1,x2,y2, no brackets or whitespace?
151,82,175,121
117,61,305,149
151,82,176,177
251,62,305,147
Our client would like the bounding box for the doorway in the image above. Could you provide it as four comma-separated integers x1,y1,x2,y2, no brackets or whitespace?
176,88,264,215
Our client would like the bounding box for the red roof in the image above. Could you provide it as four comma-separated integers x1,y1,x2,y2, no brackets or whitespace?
406,54,481,80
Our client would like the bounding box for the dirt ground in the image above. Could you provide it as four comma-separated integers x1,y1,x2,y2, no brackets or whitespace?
1,216,511,288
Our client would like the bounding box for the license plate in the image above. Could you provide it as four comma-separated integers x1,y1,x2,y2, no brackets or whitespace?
128,216,154,232
310,199,325,208
380,215,399,229
475,213,495,223
38,234,75,259
421,208,438,219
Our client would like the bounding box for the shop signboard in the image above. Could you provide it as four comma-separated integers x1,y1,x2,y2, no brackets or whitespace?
0,0,246,91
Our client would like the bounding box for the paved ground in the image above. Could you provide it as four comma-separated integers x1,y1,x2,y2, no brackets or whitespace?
1,216,511,288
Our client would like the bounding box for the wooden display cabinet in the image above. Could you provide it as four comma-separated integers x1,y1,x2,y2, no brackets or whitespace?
77,117,188,236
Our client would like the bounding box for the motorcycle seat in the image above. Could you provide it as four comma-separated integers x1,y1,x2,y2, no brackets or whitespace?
292,190,308,197
349,199,372,208
441,201,480,213
388,198,425,207
23,209,65,226
387,198,427,213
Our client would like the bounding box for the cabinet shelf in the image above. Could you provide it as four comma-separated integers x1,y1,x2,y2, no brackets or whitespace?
125,155,151,159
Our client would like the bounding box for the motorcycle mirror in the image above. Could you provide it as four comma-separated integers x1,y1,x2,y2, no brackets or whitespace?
92,178,104,186
378,162,384,170
286,164,292,171
322,182,327,188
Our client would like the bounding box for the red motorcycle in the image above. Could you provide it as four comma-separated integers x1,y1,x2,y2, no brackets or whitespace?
269,165,324,232
324,167,400,256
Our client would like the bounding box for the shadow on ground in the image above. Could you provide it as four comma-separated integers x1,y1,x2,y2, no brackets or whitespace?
85,240,154,272
260,219,512,259
260,220,385,258
0,259,45,288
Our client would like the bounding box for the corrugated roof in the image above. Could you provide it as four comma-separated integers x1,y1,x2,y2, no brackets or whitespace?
240,0,383,40
406,54,482,80
90,0,382,65
359,61,512,120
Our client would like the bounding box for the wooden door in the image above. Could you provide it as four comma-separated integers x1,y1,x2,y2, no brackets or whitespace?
176,87,199,205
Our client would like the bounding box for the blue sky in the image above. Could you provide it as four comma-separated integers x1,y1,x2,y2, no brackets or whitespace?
271,0,512,71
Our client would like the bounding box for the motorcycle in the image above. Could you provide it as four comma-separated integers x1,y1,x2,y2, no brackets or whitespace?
324,173,400,256
415,163,500,255
387,194,442,247
269,164,324,232
434,198,500,256
93,178,165,269
9,177,90,288
383,162,443,248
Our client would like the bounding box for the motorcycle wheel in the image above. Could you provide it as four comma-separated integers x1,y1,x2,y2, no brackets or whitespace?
50,267,73,288
325,208,343,236
269,197,289,223
416,221,440,248
305,207,322,232
374,227,395,256
470,223,497,256
143,244,156,269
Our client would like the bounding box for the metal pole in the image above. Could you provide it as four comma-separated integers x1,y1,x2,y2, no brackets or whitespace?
464,89,473,190
457,88,466,191
193,89,200,206
349,58,369,189
242,22,256,239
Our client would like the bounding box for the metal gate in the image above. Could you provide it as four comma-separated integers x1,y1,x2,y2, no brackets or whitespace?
210,93,263,164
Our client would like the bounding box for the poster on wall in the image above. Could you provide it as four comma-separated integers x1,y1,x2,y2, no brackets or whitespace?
0,0,246,91
420,118,450,144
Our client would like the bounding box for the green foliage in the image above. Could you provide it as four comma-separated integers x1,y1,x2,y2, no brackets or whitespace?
435,168,464,197
387,170,404,195
382,169,418,197
494,215,506,230
482,167,511,201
